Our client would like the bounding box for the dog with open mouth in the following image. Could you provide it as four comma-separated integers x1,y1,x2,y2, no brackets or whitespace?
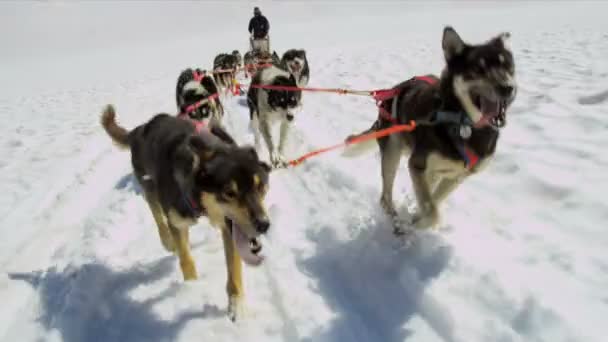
343,26,517,235
175,67,224,127
100,105,272,321
247,65,301,168
279,49,309,87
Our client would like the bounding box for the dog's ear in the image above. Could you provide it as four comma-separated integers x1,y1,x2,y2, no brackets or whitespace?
442,26,465,62
172,138,202,188
242,146,271,172
492,32,512,51
189,135,216,162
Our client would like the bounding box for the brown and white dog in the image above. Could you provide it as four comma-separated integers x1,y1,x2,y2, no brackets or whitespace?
100,105,272,321
343,26,517,235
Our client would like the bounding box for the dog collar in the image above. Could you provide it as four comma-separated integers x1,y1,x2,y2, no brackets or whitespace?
181,188,204,218
429,110,480,169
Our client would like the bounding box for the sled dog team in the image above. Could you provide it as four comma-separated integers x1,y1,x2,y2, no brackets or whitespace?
101,26,517,321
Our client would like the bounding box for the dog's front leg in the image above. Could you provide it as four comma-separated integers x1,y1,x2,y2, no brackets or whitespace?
168,223,198,280
221,226,244,322
144,191,175,252
432,176,464,207
379,134,408,234
250,115,262,151
259,117,274,155
259,117,284,167
408,156,440,229
275,118,291,167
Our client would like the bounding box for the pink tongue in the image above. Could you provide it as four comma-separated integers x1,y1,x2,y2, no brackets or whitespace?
480,97,498,117
475,97,499,128
232,223,264,266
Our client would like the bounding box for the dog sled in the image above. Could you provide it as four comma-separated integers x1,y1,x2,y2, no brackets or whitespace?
243,36,277,79
249,35,270,54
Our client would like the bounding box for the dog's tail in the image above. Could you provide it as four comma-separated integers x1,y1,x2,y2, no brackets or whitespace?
341,127,378,158
100,104,130,150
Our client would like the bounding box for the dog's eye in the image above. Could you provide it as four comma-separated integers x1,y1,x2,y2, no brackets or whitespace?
224,189,238,199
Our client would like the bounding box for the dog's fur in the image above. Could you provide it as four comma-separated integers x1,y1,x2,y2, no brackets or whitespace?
175,68,224,127
213,52,240,89
279,49,310,87
343,27,517,234
243,50,280,78
100,105,272,321
232,50,242,68
247,65,300,167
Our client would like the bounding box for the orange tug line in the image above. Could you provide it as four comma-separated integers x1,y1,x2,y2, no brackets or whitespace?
205,70,415,169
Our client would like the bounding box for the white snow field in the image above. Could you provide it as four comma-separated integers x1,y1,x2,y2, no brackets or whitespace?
1,1,607,341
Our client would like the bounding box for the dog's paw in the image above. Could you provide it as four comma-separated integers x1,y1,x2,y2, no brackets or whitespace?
270,152,288,169
410,210,441,230
379,196,398,217
227,296,245,322
392,216,413,236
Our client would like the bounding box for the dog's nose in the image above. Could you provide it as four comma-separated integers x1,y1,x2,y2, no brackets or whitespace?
497,85,514,98
254,218,270,234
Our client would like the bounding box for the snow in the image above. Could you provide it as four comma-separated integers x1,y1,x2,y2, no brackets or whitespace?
1,1,608,341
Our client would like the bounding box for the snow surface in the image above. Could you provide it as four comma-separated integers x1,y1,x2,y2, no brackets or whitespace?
1,1,608,341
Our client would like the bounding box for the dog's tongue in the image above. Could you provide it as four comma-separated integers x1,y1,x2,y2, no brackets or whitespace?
475,97,499,128
232,223,264,266
480,97,499,118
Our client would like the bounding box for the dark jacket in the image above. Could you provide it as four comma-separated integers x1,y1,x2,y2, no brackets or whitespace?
248,15,269,39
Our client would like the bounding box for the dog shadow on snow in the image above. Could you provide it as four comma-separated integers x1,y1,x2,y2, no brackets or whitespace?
8,257,223,342
298,212,456,342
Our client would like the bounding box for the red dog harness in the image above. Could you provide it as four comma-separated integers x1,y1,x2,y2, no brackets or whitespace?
397,76,480,170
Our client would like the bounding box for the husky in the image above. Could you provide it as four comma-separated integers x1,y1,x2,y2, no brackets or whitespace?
243,50,280,78
279,49,310,87
232,50,243,68
175,68,224,127
100,105,272,321
247,65,300,167
213,52,240,89
343,26,517,235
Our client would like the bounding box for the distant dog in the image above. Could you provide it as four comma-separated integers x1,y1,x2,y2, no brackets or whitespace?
247,65,300,167
279,49,309,87
243,50,280,78
175,68,224,127
213,52,240,89
343,26,517,234
100,105,272,321
232,50,243,68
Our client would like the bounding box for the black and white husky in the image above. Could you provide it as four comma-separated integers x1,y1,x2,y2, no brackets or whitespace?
247,65,300,167
280,49,309,87
213,52,240,90
175,68,224,127
343,26,517,235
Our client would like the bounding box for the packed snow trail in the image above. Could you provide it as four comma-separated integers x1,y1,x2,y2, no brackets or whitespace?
2,2,608,342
